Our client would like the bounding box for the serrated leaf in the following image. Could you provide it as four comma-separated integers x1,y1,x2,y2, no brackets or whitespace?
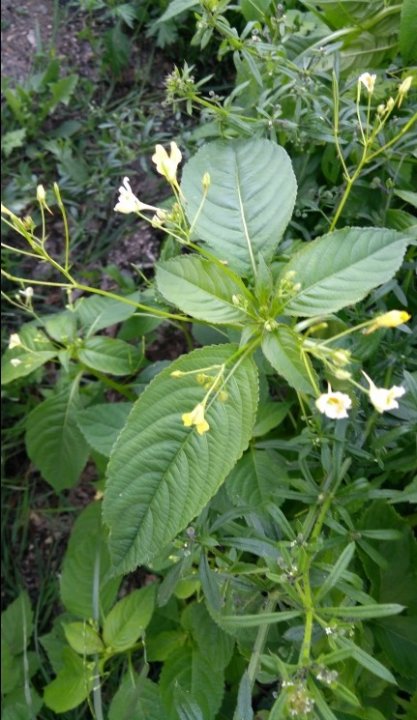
282,227,408,317
181,139,297,274
226,447,288,507
159,646,224,720
60,502,121,618
76,403,133,457
103,345,259,573
1,591,33,656
2,128,27,157
78,336,142,376
103,584,156,651
25,385,90,490
50,74,78,108
43,647,93,712
109,673,164,720
156,255,252,324
63,623,104,655
262,326,317,395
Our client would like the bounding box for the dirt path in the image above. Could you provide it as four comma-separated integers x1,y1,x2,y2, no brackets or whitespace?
1,0,93,83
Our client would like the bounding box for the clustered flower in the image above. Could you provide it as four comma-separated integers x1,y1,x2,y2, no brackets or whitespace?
181,402,210,435
114,142,182,216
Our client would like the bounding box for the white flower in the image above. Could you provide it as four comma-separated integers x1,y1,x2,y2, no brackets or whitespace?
8,334,22,349
359,72,377,94
315,386,352,420
114,177,157,214
19,287,34,300
363,372,406,413
152,142,182,184
10,358,22,367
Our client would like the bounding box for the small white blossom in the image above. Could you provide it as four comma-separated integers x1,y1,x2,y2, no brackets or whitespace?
10,358,22,367
114,177,157,214
8,334,22,349
363,372,406,413
359,72,377,94
315,386,352,420
19,287,34,300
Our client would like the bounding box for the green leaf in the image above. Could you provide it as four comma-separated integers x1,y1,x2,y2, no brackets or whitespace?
253,401,291,437
146,630,187,662
181,139,297,274
1,591,33,655
182,603,235,670
25,385,90,490
159,646,224,720
74,292,139,332
226,447,288,506
213,609,301,630
109,673,164,720
103,584,156,651
400,0,417,62
374,616,417,679
1,128,27,157
240,0,271,22
156,256,253,324
103,344,259,573
233,670,253,720
1,323,57,385
320,603,404,620
157,0,199,23
262,326,317,395
60,502,121,618
336,638,397,685
78,336,142,376
1,640,22,693
63,623,104,655
76,403,133,457
282,227,408,317
394,189,417,209
50,74,78,108
315,543,356,602
43,647,93,713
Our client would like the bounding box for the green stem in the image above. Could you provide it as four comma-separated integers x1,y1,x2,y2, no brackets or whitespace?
91,549,104,720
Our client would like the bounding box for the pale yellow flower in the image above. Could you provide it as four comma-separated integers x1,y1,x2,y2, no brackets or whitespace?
363,310,411,334
10,358,22,367
363,372,406,413
36,185,46,202
399,76,413,99
8,333,22,349
152,142,182,184
359,72,377,94
114,177,158,214
315,386,352,420
182,403,210,435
